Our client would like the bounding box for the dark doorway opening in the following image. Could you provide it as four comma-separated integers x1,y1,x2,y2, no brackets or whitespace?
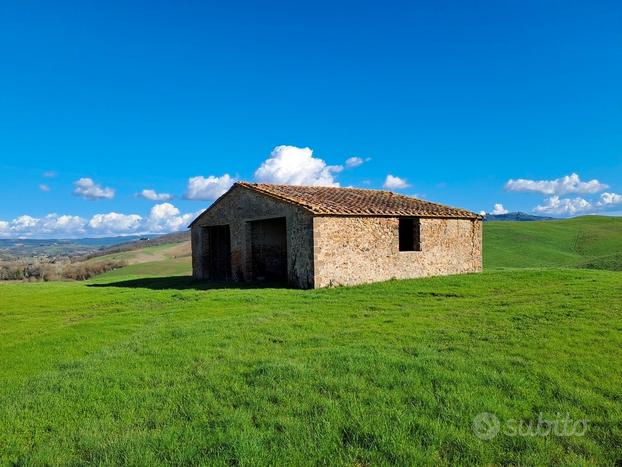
206,225,232,280
250,217,287,282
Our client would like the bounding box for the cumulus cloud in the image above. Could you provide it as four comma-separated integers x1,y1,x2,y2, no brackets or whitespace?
11,215,38,231
73,178,115,200
534,196,592,215
1,216,32,236
383,174,410,190
254,145,341,186
39,184,50,192
41,215,86,236
345,156,369,169
185,174,236,200
88,212,143,235
529,190,622,216
138,189,173,201
0,214,86,238
144,203,195,233
597,192,622,207
491,203,509,215
0,203,200,239
506,173,607,196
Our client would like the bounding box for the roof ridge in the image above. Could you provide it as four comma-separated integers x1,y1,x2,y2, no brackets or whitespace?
235,181,481,217
233,181,481,219
239,181,398,195
236,182,318,213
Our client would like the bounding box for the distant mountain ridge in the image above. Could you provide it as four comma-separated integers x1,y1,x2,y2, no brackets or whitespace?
0,235,149,247
484,212,555,222
0,233,191,259
0,235,158,259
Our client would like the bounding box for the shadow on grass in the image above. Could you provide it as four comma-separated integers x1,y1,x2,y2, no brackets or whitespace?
88,275,289,291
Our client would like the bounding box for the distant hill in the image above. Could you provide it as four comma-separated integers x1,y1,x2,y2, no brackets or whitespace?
0,231,191,262
86,230,190,259
483,212,555,222
0,235,153,259
485,215,622,270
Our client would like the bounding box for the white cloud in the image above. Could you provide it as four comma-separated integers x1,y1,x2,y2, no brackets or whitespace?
12,215,38,230
383,174,410,190
534,196,592,215
40,215,86,236
529,190,622,216
43,171,57,178
73,178,115,200
254,145,341,186
345,156,368,169
506,173,607,195
491,203,509,215
479,210,487,216
145,203,195,233
185,174,236,200
0,203,198,239
0,214,87,238
88,212,142,235
138,189,173,201
597,192,622,207
39,184,50,192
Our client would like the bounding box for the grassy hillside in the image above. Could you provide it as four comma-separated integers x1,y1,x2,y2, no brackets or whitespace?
1,269,621,465
484,216,622,270
86,230,190,260
98,256,191,278
86,241,192,278
2,217,622,463
87,241,190,265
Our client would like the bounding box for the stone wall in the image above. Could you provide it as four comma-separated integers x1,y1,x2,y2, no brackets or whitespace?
312,216,482,288
191,185,315,288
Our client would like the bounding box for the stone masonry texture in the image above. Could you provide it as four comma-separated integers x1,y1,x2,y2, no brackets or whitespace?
312,216,482,288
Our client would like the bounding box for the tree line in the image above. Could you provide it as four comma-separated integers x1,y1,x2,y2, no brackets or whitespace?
0,258,126,281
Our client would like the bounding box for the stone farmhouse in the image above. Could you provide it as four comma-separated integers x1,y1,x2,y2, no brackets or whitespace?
190,182,483,288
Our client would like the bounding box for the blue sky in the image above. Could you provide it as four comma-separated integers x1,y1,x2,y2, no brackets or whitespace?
1,0,621,237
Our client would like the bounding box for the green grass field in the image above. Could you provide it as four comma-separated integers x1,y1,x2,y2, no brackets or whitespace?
1,217,621,464
484,216,622,270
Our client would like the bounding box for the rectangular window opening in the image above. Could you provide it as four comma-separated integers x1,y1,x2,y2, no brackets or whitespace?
399,218,421,251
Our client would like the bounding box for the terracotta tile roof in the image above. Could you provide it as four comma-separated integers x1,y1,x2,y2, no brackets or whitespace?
237,182,481,219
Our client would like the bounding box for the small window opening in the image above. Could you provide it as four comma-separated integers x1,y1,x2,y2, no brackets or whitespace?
399,218,421,251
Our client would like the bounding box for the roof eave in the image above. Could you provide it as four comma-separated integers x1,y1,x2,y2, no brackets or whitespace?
311,213,482,220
